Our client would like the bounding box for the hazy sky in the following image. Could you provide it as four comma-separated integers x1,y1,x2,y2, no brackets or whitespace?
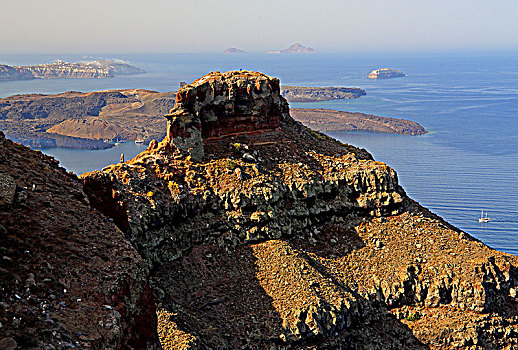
2,0,518,53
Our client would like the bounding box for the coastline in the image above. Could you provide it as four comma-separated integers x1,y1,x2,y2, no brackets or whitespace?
291,108,427,135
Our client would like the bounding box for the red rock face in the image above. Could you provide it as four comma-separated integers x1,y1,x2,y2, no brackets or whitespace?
164,71,289,160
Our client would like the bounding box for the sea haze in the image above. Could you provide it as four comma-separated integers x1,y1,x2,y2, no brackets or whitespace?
1,52,517,254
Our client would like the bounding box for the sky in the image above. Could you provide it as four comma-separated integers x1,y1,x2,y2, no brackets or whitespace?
2,0,518,54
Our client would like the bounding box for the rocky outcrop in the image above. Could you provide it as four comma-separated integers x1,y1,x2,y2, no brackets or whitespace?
281,86,366,102
367,68,407,79
163,71,288,161
0,131,159,349
291,108,427,135
0,64,34,82
267,43,316,54
223,47,247,54
80,70,518,349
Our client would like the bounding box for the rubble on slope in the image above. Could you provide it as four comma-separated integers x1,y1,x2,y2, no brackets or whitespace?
0,131,159,349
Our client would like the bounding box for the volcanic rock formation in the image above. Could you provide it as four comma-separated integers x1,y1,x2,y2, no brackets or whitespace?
78,71,518,349
163,71,287,161
1,69,517,349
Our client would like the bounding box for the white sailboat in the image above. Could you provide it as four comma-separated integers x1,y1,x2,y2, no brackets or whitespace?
478,210,490,223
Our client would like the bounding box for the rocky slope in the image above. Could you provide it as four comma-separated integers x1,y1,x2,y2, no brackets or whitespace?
291,108,427,135
281,86,366,102
79,70,518,349
0,89,174,149
0,131,159,349
0,64,34,82
367,68,407,79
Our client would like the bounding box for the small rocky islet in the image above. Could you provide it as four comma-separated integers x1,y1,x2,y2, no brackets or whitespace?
1,70,517,349
367,68,407,79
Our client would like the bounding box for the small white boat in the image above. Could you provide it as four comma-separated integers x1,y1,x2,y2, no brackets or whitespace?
135,138,145,144
478,210,491,223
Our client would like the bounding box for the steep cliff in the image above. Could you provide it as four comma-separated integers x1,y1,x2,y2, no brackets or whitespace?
0,131,159,349
0,64,34,82
14,60,145,79
81,70,518,349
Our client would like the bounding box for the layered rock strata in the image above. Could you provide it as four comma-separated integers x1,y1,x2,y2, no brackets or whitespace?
163,71,288,161
15,60,145,79
81,70,518,349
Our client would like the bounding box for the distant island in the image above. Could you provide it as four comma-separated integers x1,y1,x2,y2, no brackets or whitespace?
0,85,424,150
0,89,174,149
224,47,247,54
267,43,316,54
367,68,407,79
291,108,427,135
0,64,34,82
0,59,145,81
281,86,366,102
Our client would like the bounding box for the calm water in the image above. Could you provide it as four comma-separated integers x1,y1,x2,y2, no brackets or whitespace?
1,52,517,254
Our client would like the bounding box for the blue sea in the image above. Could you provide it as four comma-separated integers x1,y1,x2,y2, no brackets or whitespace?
1,52,517,254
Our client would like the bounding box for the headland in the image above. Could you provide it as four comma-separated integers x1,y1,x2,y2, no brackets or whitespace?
1,70,517,349
291,108,427,135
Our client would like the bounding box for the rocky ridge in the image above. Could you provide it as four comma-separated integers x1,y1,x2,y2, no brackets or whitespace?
0,131,159,349
80,70,518,349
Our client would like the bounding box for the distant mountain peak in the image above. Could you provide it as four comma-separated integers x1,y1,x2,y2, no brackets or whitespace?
224,47,247,54
267,43,316,54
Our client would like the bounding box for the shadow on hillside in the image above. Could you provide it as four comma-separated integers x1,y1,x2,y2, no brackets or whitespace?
151,238,428,349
